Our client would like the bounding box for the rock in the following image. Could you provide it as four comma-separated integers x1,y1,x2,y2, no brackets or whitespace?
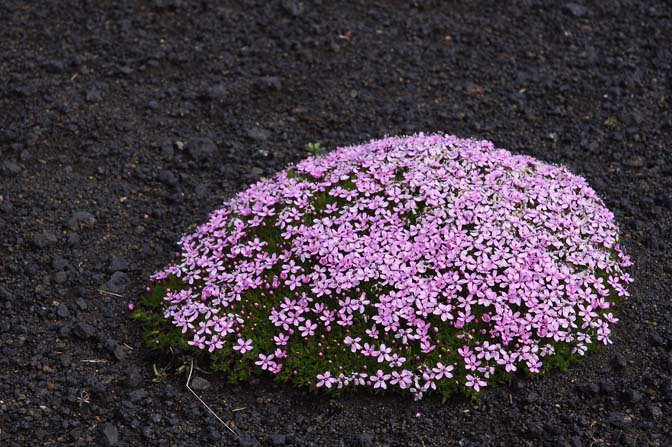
575,382,599,397
129,388,147,402
562,3,588,17
67,211,96,230
113,345,127,361
158,170,178,186
622,389,643,404
620,110,643,126
76,298,88,310
72,322,96,339
625,156,646,169
107,256,129,273
1,160,21,176
160,141,174,160
239,434,258,447
207,427,222,442
666,352,672,373
32,230,58,248
610,353,627,370
67,232,80,246
269,433,287,446
648,331,664,347
126,368,143,388
57,303,70,319
86,88,103,103
256,76,282,90
52,256,74,272
187,138,217,161
246,127,271,142
202,84,227,101
108,257,129,273
0,200,13,213
358,433,374,447
607,412,631,428
102,272,130,294
0,286,11,302
53,271,68,283
600,381,615,396
646,404,662,420
100,422,119,446
189,376,211,391
43,59,65,73
281,0,304,17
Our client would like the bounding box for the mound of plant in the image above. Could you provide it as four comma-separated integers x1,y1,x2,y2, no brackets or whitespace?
136,133,633,399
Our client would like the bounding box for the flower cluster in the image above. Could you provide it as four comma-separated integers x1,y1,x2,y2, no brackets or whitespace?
147,133,632,399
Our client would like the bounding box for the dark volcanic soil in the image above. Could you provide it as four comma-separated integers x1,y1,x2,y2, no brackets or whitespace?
1,0,671,446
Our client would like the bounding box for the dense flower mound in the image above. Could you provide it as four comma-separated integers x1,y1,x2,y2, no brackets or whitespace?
141,133,633,399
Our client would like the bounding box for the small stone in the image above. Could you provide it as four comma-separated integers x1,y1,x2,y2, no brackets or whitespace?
72,322,96,339
118,66,133,76
100,423,119,446
76,298,88,310
102,272,130,294
256,76,282,90
269,433,287,446
44,59,65,73
1,160,21,176
160,141,174,160
646,404,662,420
358,433,374,447
610,353,627,370
108,257,129,273
129,388,147,402
622,389,643,404
86,88,103,103
649,331,664,347
113,345,127,361
562,3,588,17
620,110,644,126
625,156,646,169
187,138,217,161
203,84,227,101
238,434,258,447
247,127,271,142
189,376,211,391
0,201,13,213
158,170,178,186
600,381,615,395
281,0,304,17
575,382,599,396
67,233,80,246
53,271,68,283
32,230,58,248
57,303,70,319
126,368,143,388
607,412,630,428
67,211,96,231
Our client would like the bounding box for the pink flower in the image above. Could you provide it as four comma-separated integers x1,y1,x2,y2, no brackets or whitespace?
233,338,253,354
298,319,317,337
465,374,487,392
370,370,391,389
316,371,338,388
255,353,275,370
150,133,632,399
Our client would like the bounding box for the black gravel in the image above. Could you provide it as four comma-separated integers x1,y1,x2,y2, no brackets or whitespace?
1,1,671,446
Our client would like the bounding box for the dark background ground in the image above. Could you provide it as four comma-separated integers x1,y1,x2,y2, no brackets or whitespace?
1,0,671,445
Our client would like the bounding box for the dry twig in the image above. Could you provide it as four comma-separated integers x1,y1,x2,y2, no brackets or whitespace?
186,359,237,437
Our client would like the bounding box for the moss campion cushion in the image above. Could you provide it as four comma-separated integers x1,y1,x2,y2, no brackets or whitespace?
141,133,633,399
